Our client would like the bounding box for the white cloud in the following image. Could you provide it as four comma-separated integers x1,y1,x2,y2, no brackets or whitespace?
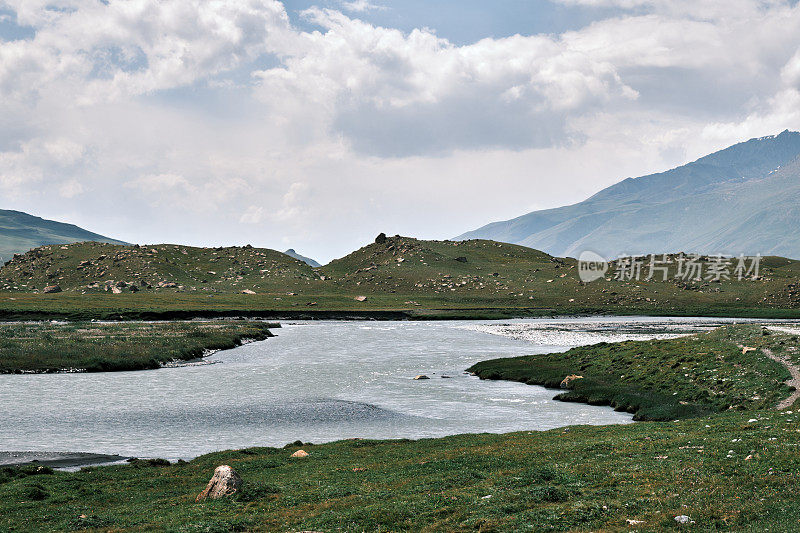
0,1,799,261
58,179,83,198
125,173,192,192
254,8,639,156
239,205,264,224
340,0,386,13
0,0,292,106
274,182,310,222
782,48,800,88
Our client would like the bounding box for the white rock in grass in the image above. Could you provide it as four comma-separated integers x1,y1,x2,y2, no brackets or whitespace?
196,465,242,501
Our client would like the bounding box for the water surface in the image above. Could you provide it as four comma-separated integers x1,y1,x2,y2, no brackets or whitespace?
0,317,764,460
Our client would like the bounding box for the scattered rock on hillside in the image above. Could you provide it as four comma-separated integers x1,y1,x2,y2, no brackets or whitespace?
196,465,242,501
291,450,309,458
241,289,256,294
43,285,61,294
354,295,367,302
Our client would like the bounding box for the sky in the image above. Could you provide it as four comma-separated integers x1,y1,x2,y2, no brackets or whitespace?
1,0,800,263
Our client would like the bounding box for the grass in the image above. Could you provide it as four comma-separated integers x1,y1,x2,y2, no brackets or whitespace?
0,321,276,373
1,237,800,320
470,325,795,421
2,326,800,531
2,411,800,531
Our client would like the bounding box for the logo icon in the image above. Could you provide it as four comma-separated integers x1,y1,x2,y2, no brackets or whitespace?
578,251,608,282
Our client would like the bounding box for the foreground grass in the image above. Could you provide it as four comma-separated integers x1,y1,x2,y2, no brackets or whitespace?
471,325,796,421
2,411,800,532
0,321,275,373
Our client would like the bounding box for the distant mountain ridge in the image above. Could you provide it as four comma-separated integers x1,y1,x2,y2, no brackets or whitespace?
0,209,126,263
284,249,321,267
456,130,800,259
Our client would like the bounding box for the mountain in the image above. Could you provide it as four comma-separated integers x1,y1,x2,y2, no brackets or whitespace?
0,209,126,263
456,130,800,259
284,248,321,267
0,242,317,292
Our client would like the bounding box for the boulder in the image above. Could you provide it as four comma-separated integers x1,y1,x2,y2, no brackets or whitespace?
354,296,367,302
291,450,309,458
43,285,61,294
375,233,387,244
195,465,242,501
560,374,584,389
241,289,256,295
414,375,430,380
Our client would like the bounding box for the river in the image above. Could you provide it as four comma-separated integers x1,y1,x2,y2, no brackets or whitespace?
0,316,764,461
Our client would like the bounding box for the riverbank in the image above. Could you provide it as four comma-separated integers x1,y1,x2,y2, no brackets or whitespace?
470,324,796,420
0,320,277,373
3,291,800,322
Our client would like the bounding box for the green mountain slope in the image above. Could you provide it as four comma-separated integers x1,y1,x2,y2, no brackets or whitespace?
0,242,316,293
0,209,126,263
2,235,800,319
457,130,800,259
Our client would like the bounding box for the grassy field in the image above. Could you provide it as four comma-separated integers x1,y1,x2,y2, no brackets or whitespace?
471,325,796,421
0,321,276,373
2,326,800,531
1,411,799,531
1,236,800,320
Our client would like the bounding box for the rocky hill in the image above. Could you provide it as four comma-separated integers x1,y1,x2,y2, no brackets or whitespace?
0,242,317,294
2,235,800,317
317,233,565,299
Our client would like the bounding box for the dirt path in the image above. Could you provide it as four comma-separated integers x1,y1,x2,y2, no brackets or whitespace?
762,347,800,410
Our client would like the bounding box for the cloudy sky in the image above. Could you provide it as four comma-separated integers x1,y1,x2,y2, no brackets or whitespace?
1,0,800,262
